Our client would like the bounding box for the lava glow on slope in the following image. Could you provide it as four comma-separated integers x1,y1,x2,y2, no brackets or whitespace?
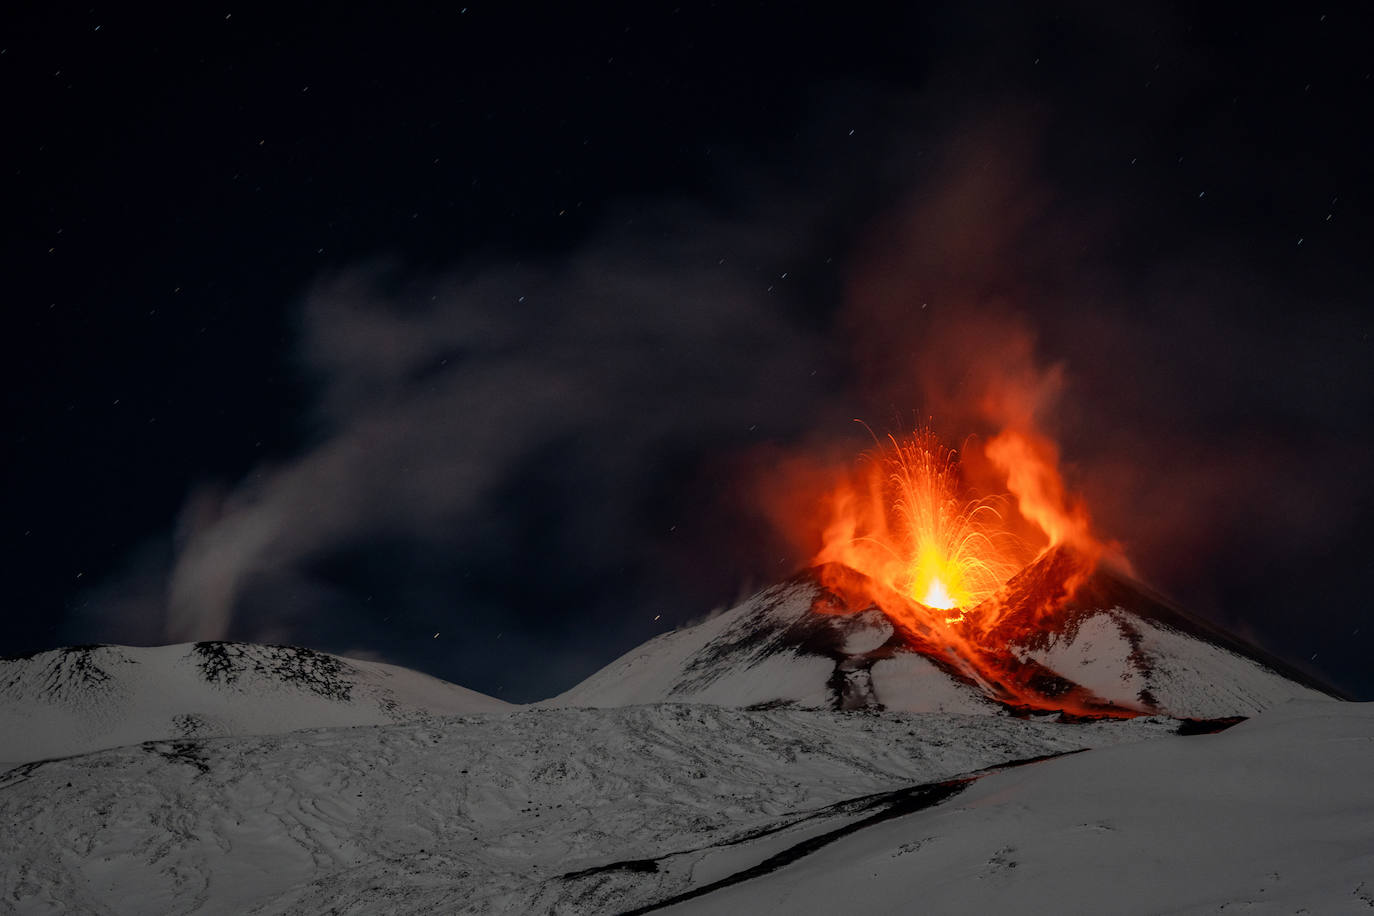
808,425,1129,716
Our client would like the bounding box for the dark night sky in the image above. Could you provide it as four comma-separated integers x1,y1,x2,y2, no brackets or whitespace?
4,4,1372,702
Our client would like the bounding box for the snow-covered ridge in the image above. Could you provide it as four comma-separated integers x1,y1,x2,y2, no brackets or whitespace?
1009,606,1328,718
541,578,870,710
2,557,1332,767
540,576,994,714
546,559,1333,719
0,641,510,765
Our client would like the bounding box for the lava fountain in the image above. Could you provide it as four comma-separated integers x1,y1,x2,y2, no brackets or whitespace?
807,424,1129,716
813,431,1027,621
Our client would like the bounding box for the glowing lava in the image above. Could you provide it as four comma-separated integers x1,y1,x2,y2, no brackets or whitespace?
807,425,1129,716
813,430,1027,622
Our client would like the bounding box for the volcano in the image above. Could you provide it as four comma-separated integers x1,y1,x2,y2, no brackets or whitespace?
546,547,1337,720
542,424,1339,723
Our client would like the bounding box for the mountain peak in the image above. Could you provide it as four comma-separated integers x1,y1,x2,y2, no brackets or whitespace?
548,553,1335,720
0,641,510,766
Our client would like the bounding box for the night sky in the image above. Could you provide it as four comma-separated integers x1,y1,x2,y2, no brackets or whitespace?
5,5,1372,702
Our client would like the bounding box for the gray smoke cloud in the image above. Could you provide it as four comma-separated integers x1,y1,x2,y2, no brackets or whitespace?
150,199,845,696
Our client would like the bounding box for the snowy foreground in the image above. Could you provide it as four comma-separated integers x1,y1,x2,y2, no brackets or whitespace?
1,569,1364,914
3,699,1372,914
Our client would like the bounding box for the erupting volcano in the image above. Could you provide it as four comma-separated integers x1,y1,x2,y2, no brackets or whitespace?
556,416,1335,721
805,424,1131,717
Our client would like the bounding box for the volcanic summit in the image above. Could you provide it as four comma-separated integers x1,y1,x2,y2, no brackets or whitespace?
545,546,1336,720
551,424,1336,721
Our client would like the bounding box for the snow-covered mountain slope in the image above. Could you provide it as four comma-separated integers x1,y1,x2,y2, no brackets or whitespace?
542,577,994,714
0,704,1181,915
546,556,1333,719
660,700,1374,916
994,553,1339,719
0,642,510,765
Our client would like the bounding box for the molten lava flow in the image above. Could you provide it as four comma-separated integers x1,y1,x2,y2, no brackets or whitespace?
809,425,1130,717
